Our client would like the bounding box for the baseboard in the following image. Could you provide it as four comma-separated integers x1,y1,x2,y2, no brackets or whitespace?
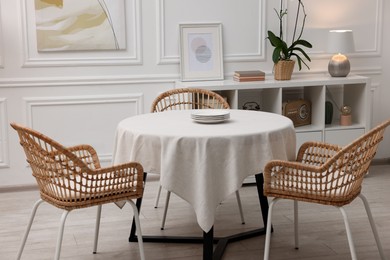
0,184,38,193
371,158,390,165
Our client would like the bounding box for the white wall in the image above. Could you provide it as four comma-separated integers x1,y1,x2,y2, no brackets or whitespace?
0,0,388,188
375,0,390,157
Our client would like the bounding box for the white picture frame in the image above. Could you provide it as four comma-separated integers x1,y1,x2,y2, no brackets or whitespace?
179,23,224,81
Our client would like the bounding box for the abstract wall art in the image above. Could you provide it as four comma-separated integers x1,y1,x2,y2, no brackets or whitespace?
34,0,126,51
179,23,224,81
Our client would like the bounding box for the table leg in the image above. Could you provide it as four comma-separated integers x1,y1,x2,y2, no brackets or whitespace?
128,172,270,260
203,227,214,260
255,173,269,228
129,172,147,242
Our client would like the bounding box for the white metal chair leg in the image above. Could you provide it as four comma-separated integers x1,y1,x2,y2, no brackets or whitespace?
154,185,162,208
128,200,145,260
93,205,102,254
16,199,45,260
54,210,70,260
235,190,245,224
358,194,386,260
264,198,281,260
294,200,299,249
160,191,171,230
338,207,357,260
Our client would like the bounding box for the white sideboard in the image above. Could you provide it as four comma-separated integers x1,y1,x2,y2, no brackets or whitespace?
175,74,371,149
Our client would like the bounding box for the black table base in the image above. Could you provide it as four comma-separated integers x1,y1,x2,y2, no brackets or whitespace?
129,173,270,260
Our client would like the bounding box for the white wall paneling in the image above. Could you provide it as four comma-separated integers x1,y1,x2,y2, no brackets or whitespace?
21,0,142,67
23,94,143,163
291,0,383,58
0,0,389,189
0,98,9,168
0,74,178,88
157,0,266,64
0,0,4,68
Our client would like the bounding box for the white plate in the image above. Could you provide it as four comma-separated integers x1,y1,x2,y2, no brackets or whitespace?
193,118,229,124
191,110,230,124
191,110,230,122
191,110,230,118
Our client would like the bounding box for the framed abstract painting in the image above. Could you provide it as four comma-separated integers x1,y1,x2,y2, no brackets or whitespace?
179,23,224,81
34,0,126,51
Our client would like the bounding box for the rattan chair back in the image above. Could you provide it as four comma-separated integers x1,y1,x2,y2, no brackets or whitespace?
264,119,390,207
151,88,230,112
11,123,144,210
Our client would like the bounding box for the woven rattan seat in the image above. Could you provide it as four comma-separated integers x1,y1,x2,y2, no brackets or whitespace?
151,88,245,229
11,123,145,260
263,119,390,260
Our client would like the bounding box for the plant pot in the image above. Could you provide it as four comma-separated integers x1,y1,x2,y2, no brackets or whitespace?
274,60,295,80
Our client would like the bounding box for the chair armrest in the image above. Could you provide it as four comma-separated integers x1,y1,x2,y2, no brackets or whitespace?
91,162,145,194
67,144,101,169
296,141,342,166
263,159,322,195
264,159,320,179
42,161,145,205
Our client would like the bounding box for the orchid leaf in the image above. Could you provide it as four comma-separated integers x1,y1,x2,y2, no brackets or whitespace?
266,0,312,70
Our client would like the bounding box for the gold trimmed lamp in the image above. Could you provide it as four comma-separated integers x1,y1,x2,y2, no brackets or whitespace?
327,30,355,77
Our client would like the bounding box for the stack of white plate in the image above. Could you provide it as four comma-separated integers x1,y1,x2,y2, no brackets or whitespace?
191,110,230,124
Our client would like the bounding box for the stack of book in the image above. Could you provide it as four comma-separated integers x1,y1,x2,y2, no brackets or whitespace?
233,70,265,82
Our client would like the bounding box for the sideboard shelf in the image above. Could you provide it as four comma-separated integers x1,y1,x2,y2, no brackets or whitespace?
176,74,371,149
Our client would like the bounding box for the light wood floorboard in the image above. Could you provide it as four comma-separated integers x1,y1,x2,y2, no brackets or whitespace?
1,165,389,259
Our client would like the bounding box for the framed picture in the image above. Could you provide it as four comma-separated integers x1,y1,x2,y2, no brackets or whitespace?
34,0,127,52
179,23,224,81
22,0,141,67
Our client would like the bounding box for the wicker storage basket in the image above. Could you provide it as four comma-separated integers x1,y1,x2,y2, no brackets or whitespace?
274,60,295,80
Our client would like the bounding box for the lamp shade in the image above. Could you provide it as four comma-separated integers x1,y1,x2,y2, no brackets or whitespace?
327,30,355,54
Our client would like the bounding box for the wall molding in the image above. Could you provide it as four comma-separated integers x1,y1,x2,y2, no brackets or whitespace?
23,94,143,163
157,0,266,65
0,74,178,88
361,0,382,55
351,66,382,76
0,98,9,168
0,1,4,69
284,0,383,59
156,0,175,65
23,93,143,125
369,82,380,128
305,66,382,76
0,65,382,89
225,66,382,79
20,0,142,67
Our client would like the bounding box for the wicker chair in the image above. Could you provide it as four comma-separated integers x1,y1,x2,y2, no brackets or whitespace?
151,88,245,229
11,123,145,260
263,119,390,260
151,87,231,112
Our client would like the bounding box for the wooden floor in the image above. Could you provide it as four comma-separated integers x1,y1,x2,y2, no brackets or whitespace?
1,164,390,260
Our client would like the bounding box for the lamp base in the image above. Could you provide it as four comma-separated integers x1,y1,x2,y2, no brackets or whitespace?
328,54,350,77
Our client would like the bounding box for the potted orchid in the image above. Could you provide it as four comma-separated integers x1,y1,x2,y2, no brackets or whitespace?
267,0,312,80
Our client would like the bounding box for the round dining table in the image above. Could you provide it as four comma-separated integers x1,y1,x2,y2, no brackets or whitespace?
112,109,296,259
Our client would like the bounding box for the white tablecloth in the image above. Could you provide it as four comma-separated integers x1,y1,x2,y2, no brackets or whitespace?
112,109,296,232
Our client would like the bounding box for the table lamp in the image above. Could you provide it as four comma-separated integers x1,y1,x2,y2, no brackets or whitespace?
327,30,355,77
